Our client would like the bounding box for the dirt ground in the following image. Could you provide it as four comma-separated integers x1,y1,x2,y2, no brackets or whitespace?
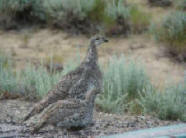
0,100,181,138
0,29,185,87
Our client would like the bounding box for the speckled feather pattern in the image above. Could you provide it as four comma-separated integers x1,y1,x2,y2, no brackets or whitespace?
23,36,106,133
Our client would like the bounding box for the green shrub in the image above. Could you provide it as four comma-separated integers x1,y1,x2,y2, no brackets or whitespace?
0,63,63,99
0,0,33,22
0,52,9,68
129,5,151,33
0,0,150,35
106,0,129,20
62,56,81,75
96,56,150,113
0,53,19,95
0,0,38,29
88,0,106,22
0,67,18,94
140,83,186,121
42,0,95,20
31,0,105,33
175,0,186,11
20,65,62,98
0,52,81,99
104,0,130,35
0,0,31,14
150,11,186,61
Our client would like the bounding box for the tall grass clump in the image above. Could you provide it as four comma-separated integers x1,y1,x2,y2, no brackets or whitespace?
0,52,81,100
129,5,151,33
96,56,150,113
37,0,94,22
140,82,186,121
41,0,131,35
19,65,63,99
30,0,108,33
150,11,186,61
0,67,18,95
0,0,34,22
0,60,63,99
0,0,31,15
0,53,19,95
105,0,130,35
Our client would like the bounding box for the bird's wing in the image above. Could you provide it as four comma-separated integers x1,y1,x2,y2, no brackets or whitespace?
45,66,84,101
41,66,85,103
23,66,84,121
43,99,86,122
27,89,96,132
68,68,91,98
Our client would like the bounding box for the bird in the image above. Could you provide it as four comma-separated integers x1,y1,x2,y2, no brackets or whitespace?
26,86,98,133
23,35,108,122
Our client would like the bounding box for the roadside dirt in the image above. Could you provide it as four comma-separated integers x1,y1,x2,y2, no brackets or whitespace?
0,100,181,138
0,29,185,87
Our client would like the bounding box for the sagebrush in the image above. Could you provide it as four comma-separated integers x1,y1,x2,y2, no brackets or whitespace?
96,56,150,113
149,11,186,61
0,0,150,34
0,53,19,95
175,0,186,11
1,53,185,121
140,84,186,121
0,52,80,99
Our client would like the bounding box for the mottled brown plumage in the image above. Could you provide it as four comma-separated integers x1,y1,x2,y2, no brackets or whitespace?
23,36,108,123
26,88,97,133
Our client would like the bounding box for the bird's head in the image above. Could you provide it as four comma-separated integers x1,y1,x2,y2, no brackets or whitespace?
90,35,109,47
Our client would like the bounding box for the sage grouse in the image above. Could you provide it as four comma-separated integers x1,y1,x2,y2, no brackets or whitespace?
27,87,97,133
23,35,108,122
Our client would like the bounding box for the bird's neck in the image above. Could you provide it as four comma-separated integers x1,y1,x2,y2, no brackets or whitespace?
84,44,98,65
